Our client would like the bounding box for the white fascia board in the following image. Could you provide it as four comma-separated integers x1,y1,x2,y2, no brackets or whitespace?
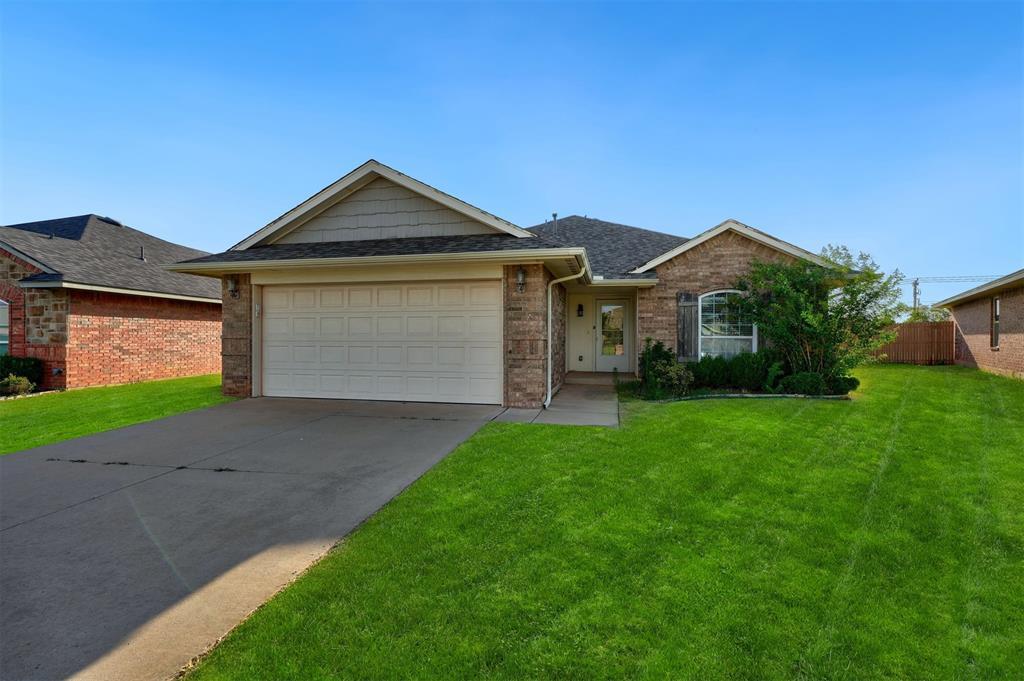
630,220,831,274
18,280,221,304
588,278,659,287
934,268,1024,308
167,247,592,280
0,240,58,274
232,160,533,251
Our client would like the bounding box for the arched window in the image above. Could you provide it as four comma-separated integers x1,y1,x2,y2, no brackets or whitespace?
698,290,756,358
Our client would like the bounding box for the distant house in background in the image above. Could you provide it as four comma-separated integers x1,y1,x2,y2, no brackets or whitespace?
0,214,222,389
937,268,1023,379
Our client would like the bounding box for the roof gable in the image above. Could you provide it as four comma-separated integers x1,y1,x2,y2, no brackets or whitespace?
233,160,533,250
630,219,830,273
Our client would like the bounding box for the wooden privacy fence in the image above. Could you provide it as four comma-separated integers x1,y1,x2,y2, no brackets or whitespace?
872,321,955,365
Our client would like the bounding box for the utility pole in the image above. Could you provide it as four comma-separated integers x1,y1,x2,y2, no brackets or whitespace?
912,278,920,312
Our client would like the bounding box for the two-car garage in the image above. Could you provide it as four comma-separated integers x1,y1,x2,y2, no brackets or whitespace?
259,281,502,404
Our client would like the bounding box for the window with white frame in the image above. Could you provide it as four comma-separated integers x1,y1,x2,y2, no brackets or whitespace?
698,290,756,358
0,300,9,355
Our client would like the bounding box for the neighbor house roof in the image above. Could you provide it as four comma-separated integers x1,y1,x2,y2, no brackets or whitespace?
935,268,1024,308
0,214,222,302
526,215,688,280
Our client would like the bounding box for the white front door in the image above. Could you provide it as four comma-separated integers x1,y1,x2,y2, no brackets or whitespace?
595,299,630,373
261,281,502,403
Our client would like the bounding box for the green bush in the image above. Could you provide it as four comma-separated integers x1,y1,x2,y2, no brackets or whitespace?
728,352,767,391
764,360,786,393
0,356,44,387
692,355,730,389
778,372,827,395
0,373,35,396
827,374,860,396
637,338,693,399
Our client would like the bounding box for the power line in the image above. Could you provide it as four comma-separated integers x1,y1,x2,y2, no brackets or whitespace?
906,275,1000,310
911,276,1001,282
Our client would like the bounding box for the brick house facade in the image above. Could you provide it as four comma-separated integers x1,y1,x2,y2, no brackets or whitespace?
1,246,222,389
945,277,1023,380
0,214,223,390
636,230,795,354
173,161,828,409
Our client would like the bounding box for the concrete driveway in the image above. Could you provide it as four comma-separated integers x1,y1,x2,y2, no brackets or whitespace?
0,398,502,681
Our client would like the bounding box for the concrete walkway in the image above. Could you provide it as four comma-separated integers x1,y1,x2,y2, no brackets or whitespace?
495,381,619,427
0,398,502,681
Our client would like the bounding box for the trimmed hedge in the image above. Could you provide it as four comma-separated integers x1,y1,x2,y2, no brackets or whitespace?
0,355,44,388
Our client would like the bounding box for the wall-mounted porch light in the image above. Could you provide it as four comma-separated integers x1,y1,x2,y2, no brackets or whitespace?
515,266,527,293
226,275,240,299
576,303,584,317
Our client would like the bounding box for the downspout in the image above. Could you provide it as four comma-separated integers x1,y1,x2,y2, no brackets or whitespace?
545,268,586,408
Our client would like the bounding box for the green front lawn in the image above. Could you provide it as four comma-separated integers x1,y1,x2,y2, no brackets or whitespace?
0,374,233,455
190,365,1024,680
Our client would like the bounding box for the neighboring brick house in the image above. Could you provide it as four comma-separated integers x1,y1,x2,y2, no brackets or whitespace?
170,160,828,408
937,268,1023,380
0,215,222,389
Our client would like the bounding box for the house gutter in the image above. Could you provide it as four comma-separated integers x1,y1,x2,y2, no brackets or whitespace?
545,269,586,408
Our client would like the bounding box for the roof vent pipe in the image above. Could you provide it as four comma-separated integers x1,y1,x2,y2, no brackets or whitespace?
139,246,146,261
552,212,558,238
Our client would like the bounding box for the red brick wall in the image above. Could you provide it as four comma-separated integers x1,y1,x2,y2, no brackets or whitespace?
220,274,253,397
65,290,221,388
950,285,1023,379
502,264,565,408
637,231,795,358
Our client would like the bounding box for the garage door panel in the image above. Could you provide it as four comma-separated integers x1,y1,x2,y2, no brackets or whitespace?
262,282,501,403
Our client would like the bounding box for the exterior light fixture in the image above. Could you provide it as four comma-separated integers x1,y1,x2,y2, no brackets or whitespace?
576,303,584,317
515,266,526,293
226,276,240,299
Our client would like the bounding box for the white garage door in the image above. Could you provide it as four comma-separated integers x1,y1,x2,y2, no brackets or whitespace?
261,281,502,403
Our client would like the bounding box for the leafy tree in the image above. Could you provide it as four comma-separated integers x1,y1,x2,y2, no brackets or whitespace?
734,245,903,382
897,304,951,322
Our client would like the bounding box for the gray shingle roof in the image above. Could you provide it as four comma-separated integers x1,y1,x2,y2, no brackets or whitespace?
0,215,221,300
177,232,570,265
178,215,688,281
526,215,688,279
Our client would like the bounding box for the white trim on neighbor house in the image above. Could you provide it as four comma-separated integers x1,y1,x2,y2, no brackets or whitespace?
697,289,758,359
232,160,534,251
16,280,222,304
630,219,832,274
0,240,59,274
934,268,1024,308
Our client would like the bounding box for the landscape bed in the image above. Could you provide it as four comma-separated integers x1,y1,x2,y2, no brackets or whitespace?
188,365,1024,680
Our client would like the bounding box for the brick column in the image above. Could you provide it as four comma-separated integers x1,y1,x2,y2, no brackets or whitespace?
504,264,559,408
221,274,252,397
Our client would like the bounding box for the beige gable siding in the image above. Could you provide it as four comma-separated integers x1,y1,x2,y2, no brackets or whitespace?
275,177,497,244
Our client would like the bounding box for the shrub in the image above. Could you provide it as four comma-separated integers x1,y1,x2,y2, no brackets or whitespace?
0,356,44,387
692,355,730,389
639,338,674,378
637,338,693,399
0,373,35,396
778,371,827,395
764,360,785,393
828,374,860,396
735,245,902,385
728,352,767,392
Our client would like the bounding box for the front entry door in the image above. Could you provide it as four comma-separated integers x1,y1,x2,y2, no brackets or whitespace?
595,299,630,373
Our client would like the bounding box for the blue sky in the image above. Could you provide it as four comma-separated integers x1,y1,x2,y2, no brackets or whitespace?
2,1,1021,306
